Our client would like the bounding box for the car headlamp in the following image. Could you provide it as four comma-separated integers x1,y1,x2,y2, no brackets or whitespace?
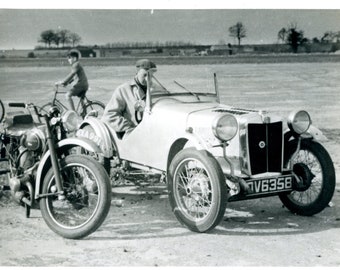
212,114,238,141
287,110,311,134
62,110,78,132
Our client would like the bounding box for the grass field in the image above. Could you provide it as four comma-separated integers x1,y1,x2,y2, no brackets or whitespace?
1,53,340,67
1,56,339,130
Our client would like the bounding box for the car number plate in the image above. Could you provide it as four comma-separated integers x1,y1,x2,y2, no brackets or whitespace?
246,175,293,196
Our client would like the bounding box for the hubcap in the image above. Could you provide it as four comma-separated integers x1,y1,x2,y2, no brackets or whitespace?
292,162,315,192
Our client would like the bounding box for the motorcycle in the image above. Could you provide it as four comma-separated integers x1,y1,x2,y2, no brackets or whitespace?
0,99,111,239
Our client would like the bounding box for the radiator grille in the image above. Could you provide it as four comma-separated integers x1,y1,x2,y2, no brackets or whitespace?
247,122,283,174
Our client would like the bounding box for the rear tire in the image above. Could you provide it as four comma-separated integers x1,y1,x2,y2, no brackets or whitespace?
80,101,105,119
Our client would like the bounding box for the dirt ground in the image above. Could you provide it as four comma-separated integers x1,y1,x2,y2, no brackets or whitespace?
0,139,339,267
0,62,340,267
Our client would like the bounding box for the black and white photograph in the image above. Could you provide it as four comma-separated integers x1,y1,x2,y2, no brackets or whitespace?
0,0,340,267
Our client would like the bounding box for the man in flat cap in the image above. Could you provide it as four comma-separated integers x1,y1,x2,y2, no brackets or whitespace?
102,59,156,138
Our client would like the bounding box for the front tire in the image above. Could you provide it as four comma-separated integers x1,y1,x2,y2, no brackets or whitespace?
279,139,335,216
168,148,227,232
40,155,111,239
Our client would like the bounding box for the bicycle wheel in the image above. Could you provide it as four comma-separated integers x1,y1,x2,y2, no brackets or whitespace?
39,101,65,115
80,101,105,119
0,100,4,122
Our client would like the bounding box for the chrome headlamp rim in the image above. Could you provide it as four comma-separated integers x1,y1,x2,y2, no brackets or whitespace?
22,127,45,151
287,110,311,135
61,110,79,132
212,114,238,142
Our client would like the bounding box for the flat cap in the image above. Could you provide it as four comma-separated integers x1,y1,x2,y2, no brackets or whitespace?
135,59,156,70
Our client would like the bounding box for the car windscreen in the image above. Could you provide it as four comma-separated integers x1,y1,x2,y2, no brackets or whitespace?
150,74,218,98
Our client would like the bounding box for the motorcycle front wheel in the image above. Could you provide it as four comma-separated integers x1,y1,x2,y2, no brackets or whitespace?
40,154,111,239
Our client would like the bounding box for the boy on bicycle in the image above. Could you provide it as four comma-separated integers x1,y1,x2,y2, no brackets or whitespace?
56,50,89,111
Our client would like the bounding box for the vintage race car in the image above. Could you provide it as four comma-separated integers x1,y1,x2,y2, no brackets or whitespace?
76,68,336,233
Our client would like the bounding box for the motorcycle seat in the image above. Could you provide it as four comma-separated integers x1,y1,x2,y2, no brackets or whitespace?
5,112,33,126
3,112,35,136
13,114,34,125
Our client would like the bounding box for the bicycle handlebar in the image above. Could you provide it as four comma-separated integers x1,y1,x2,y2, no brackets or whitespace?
54,85,67,94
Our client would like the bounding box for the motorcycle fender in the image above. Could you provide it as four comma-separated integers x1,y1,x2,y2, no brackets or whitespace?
34,137,102,199
78,116,115,158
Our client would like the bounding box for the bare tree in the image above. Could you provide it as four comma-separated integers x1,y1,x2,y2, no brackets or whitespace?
53,32,61,48
38,30,55,48
69,32,82,47
286,24,306,53
58,29,71,47
278,23,307,53
321,31,340,43
229,22,246,46
277,28,287,43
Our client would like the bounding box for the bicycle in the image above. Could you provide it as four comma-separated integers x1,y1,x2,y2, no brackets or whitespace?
40,85,105,119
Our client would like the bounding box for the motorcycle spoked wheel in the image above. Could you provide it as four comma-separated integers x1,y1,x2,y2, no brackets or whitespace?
40,154,111,239
168,148,227,233
279,139,336,216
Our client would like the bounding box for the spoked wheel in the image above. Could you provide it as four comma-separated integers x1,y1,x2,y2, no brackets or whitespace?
40,155,111,239
279,139,335,216
0,99,4,122
39,102,64,115
168,148,227,233
80,101,105,119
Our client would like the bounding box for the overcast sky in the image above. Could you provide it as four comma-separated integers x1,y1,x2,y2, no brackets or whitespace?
1,2,340,49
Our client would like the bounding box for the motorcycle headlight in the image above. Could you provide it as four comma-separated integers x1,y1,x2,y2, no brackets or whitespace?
22,128,45,151
62,110,79,132
288,110,311,134
212,114,238,141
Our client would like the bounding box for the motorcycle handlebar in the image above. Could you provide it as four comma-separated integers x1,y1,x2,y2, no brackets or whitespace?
8,102,26,108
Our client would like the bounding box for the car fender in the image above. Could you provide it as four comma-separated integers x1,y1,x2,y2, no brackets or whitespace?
166,131,209,170
284,124,327,142
305,125,328,141
183,131,209,150
77,116,117,158
34,137,103,199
